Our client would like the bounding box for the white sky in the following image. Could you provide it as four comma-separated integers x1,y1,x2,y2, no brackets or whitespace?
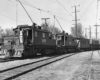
0,0,100,38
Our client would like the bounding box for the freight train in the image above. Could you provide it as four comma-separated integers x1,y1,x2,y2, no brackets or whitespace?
0,24,100,58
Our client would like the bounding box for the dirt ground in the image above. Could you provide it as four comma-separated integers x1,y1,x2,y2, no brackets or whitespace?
14,51,100,80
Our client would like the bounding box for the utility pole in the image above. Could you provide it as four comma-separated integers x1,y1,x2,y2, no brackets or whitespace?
41,18,50,27
89,26,92,39
54,15,55,27
94,24,100,39
85,28,87,38
94,0,100,39
72,5,80,38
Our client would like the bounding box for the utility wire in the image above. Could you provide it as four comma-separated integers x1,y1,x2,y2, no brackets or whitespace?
0,13,23,23
79,0,95,19
47,11,70,16
56,0,74,18
20,0,72,23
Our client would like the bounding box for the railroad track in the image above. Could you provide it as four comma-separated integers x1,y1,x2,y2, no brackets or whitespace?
0,58,18,63
0,52,77,80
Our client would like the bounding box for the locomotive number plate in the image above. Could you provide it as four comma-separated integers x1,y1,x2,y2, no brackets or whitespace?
42,39,46,43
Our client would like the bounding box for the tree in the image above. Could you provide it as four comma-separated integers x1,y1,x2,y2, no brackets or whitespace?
0,27,4,38
41,23,49,31
49,24,61,34
41,23,61,34
71,23,84,38
3,28,14,36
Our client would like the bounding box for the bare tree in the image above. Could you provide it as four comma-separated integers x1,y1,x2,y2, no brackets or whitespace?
49,25,61,34
0,27,5,38
71,23,84,38
41,23,49,30
4,28,14,36
41,23,61,34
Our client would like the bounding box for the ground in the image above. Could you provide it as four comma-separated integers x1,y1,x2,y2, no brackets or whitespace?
1,51,100,80
14,51,100,80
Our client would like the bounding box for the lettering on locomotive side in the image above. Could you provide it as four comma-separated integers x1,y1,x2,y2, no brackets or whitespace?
42,39,46,43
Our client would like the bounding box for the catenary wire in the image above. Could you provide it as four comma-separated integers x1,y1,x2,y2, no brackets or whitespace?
56,0,74,18
0,13,24,23
79,0,95,19
20,0,72,23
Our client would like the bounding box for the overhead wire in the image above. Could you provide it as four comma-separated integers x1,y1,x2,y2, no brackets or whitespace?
79,0,95,19
56,0,74,18
0,13,23,23
19,0,72,23
47,11,70,16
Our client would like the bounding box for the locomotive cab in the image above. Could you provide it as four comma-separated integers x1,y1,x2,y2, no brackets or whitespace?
13,25,34,57
14,25,33,45
56,34,65,47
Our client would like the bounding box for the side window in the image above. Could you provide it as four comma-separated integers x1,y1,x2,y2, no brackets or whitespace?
72,38,74,42
49,33,52,39
43,33,45,38
35,31,37,37
53,35,56,40
65,36,67,41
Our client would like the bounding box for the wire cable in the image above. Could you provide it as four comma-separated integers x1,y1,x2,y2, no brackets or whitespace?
0,13,23,23
56,0,74,18
20,0,72,23
79,0,95,19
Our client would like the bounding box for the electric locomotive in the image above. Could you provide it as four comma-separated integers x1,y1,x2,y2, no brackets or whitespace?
1,24,57,57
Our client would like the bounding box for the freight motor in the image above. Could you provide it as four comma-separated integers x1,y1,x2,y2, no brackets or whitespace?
0,24,100,58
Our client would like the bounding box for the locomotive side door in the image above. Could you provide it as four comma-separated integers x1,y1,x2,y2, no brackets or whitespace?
23,29,33,45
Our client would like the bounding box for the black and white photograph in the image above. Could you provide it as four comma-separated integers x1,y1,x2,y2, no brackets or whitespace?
0,0,100,80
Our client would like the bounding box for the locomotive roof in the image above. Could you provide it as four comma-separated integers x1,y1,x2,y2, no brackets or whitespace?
13,25,52,33
13,25,31,30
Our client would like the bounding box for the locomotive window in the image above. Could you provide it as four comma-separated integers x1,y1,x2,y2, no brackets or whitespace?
35,31,37,37
43,33,45,38
52,35,56,40
72,38,74,41
65,36,67,41
49,33,52,39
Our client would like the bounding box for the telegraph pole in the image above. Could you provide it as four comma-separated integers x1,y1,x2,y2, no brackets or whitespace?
72,5,80,38
94,0,100,39
41,18,50,26
85,28,87,38
94,24,100,39
89,26,92,39
54,15,55,27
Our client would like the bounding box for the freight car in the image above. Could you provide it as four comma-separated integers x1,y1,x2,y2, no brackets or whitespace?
76,38,90,51
90,39,100,50
76,38,100,51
